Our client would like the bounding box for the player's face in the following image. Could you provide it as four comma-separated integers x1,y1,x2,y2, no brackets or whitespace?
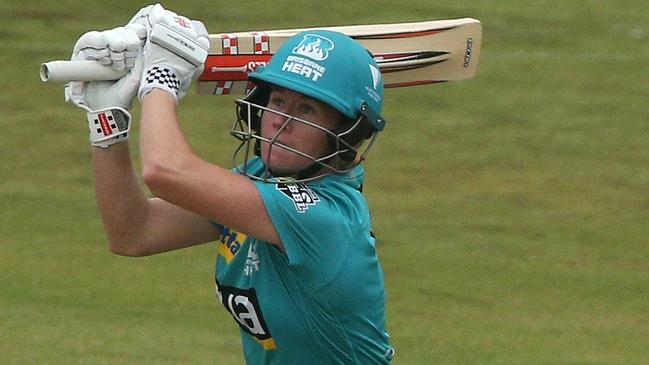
260,87,344,177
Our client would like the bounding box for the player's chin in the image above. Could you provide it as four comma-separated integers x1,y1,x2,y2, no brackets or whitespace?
262,148,312,177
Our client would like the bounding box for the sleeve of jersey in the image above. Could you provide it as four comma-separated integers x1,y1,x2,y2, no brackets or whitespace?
253,181,355,277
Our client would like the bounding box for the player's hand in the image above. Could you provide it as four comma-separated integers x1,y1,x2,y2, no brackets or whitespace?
65,25,145,147
137,6,210,103
65,25,146,111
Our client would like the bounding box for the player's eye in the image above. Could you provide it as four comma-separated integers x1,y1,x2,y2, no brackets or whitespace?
269,97,286,109
297,103,317,116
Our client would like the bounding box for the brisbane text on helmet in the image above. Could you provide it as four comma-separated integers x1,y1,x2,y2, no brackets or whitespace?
230,29,387,182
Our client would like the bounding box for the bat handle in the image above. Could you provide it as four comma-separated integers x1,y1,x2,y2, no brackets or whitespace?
40,60,127,82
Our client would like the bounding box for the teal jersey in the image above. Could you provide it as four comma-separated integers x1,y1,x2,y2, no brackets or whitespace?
214,158,393,364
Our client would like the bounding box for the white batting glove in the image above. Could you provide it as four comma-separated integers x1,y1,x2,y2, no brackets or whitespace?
137,7,210,102
65,25,146,148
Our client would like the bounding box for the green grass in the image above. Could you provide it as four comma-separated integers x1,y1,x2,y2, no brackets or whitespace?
2,1,649,364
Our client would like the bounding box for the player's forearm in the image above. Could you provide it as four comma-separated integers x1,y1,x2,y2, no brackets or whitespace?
92,143,152,256
139,89,205,201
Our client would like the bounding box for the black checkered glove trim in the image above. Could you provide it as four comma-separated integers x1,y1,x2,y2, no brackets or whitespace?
139,66,180,100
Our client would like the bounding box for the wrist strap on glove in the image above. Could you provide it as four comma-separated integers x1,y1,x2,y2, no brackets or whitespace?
87,107,131,148
139,65,180,102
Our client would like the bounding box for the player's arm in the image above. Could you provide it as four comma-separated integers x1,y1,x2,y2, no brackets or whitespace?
65,8,220,256
134,10,282,250
92,143,218,256
139,91,282,250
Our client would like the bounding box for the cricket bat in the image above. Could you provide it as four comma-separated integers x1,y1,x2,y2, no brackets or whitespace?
40,18,482,95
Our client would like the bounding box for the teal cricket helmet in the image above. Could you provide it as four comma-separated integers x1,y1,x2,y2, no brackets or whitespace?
230,29,387,182
248,29,386,132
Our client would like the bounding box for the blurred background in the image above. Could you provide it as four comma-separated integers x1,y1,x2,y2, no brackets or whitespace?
1,0,648,363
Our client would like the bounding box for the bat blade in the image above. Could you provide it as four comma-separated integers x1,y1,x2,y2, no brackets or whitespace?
197,18,482,95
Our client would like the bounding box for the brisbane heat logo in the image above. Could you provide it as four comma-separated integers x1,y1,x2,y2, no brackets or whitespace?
281,34,333,81
292,34,334,61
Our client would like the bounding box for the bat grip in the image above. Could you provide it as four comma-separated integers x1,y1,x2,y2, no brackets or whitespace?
40,60,127,82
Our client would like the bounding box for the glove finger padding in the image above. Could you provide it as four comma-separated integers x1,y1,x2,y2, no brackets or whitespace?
104,26,146,71
146,4,178,28
127,3,179,38
73,31,111,65
127,3,157,29
104,27,129,71
66,26,145,112
123,24,146,68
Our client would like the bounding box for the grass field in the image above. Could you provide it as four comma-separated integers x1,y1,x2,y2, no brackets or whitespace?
2,1,649,364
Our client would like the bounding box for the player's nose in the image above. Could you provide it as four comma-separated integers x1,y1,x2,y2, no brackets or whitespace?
265,110,293,133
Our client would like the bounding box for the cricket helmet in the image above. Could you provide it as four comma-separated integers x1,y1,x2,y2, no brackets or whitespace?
231,29,386,181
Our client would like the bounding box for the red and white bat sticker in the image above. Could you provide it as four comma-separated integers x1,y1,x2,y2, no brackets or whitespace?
251,32,269,55
214,81,233,95
221,33,239,55
200,55,270,81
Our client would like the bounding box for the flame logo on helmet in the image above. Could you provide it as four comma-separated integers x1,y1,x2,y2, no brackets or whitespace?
292,34,334,61
369,64,381,90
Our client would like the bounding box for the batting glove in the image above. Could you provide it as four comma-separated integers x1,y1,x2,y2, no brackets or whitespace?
137,6,210,103
65,25,146,148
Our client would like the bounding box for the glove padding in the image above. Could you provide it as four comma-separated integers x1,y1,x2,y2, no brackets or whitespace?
65,24,145,147
66,25,146,111
137,6,210,102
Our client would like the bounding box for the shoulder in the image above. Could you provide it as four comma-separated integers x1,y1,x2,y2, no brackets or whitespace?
312,166,369,221
257,169,367,221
